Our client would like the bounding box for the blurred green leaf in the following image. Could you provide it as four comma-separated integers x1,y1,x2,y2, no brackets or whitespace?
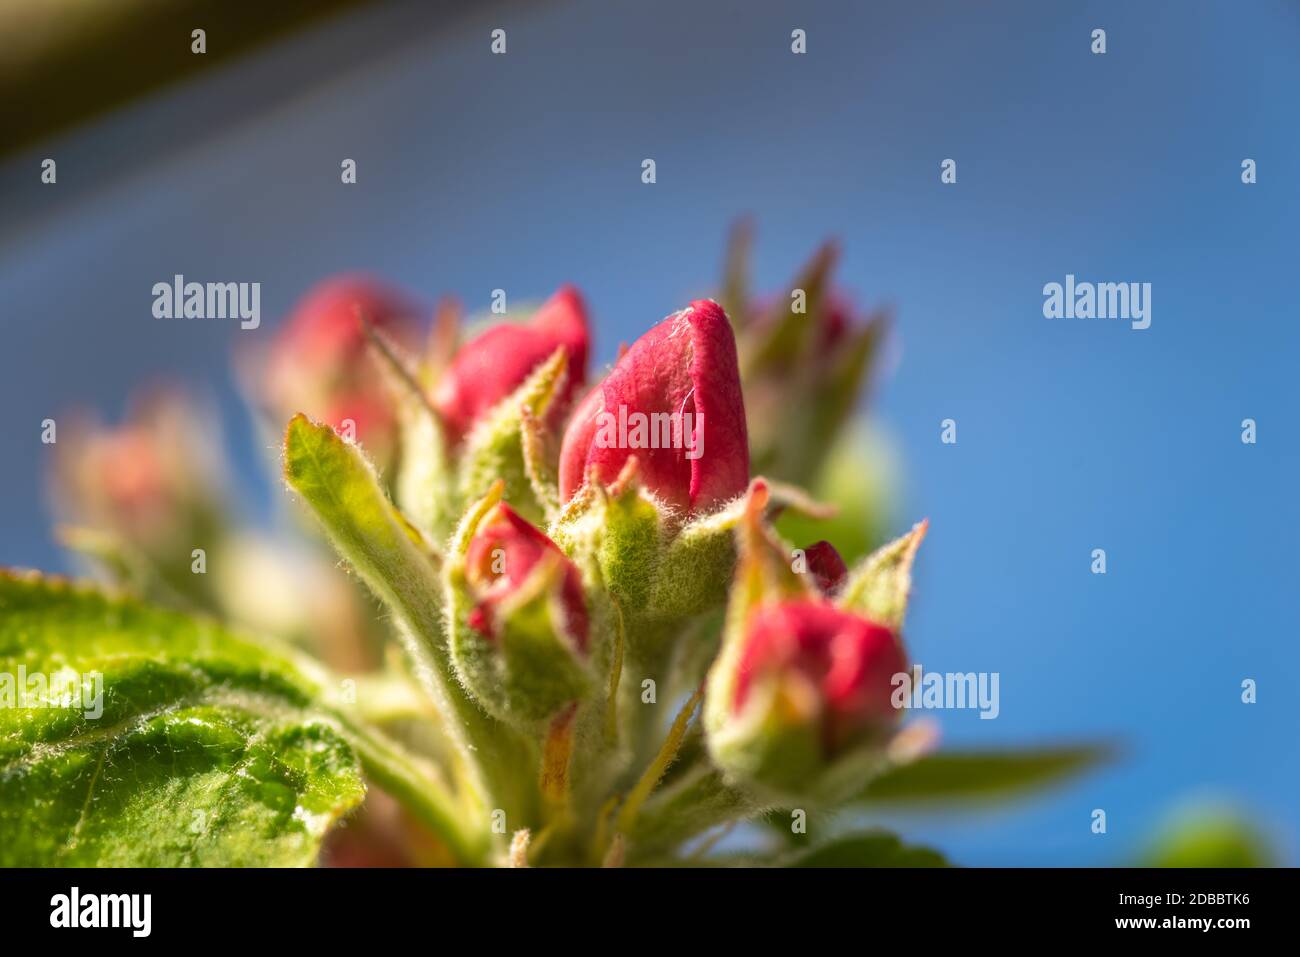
855,745,1111,806
788,830,949,867
1140,806,1275,867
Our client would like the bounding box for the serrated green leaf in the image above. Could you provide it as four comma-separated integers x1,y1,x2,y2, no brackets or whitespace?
853,745,1111,806
787,830,949,867
0,571,364,867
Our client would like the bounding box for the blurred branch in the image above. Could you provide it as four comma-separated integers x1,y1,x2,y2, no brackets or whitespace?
0,0,377,156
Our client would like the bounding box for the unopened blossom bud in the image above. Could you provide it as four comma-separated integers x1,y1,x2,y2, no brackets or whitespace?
708,598,906,801
803,540,848,596
433,286,589,444
50,388,230,609
463,502,589,649
449,499,592,726
263,274,420,465
558,299,748,517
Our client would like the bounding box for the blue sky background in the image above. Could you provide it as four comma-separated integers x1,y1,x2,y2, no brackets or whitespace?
1,0,1296,865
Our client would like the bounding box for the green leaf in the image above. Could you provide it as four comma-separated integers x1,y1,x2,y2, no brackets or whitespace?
0,570,364,867
838,519,928,630
854,745,1111,806
283,415,537,831
788,830,949,867
1139,805,1275,868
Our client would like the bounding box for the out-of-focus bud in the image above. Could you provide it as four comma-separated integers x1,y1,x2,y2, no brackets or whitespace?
709,600,905,802
739,601,902,746
433,286,589,445
262,274,421,468
50,388,230,608
446,491,593,728
705,487,914,803
724,227,887,488
803,540,848,596
558,299,749,518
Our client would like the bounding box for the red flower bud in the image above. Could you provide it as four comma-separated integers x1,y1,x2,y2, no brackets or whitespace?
733,600,904,754
433,286,590,443
804,540,848,596
264,275,419,458
558,299,749,516
463,502,588,653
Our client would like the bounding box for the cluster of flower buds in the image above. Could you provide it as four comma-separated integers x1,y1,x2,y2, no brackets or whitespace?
24,223,1126,867
274,259,930,816
47,230,946,864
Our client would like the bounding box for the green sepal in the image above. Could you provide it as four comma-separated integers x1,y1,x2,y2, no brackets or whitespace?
458,348,570,526
550,464,661,643
838,519,928,630
360,317,460,539
647,499,744,621
445,486,595,730
520,405,561,522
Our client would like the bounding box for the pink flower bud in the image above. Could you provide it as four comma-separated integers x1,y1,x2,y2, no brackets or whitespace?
463,502,589,653
264,275,420,459
804,540,848,596
733,600,904,754
51,389,226,554
433,286,590,443
558,299,749,516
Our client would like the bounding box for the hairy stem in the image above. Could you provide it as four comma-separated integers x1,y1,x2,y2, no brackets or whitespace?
616,685,704,836
627,767,766,861
334,711,491,866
